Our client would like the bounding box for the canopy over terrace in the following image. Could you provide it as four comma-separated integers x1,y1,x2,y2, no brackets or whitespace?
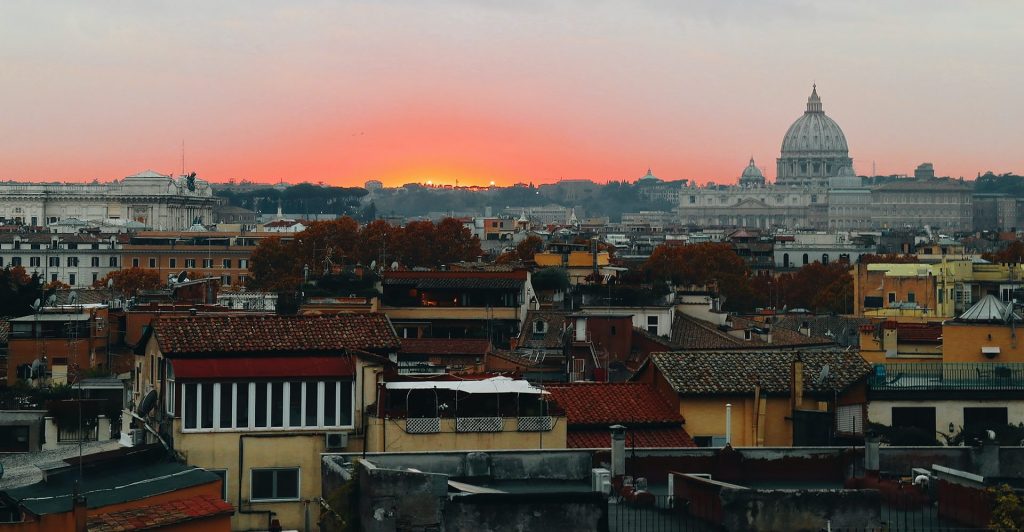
379,376,554,419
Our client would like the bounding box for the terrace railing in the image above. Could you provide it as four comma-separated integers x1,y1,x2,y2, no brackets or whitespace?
869,362,1024,392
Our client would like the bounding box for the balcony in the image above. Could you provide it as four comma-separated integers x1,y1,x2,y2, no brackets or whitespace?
399,416,556,434
868,362,1024,392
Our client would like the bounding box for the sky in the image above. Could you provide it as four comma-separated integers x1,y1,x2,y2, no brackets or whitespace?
1,1,1022,187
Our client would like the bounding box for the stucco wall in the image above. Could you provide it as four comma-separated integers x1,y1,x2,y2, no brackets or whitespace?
364,416,566,453
867,399,1024,440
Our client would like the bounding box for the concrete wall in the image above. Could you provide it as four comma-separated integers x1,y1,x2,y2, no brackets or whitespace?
446,492,606,532
356,460,448,532
868,399,1024,441
341,450,594,481
364,416,567,453
680,395,822,447
719,488,881,532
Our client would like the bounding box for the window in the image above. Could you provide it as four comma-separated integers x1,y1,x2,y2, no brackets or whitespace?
888,292,897,304
169,258,177,268
822,254,829,265
49,256,59,267
51,273,58,283
693,436,727,447
647,316,659,334
532,320,548,337
92,272,97,284
185,258,196,268
251,468,299,502
148,258,157,268
109,257,117,267
132,258,140,268
166,362,175,415
209,469,228,501
180,380,352,431
67,257,78,267
892,407,935,435
907,292,916,303
203,258,214,268
239,259,249,269
91,257,100,267
802,253,809,265
223,258,232,268
69,273,76,286
30,256,40,267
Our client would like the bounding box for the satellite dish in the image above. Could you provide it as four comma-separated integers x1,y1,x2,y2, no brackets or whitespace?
137,389,158,417
390,261,399,271
817,364,831,385
45,293,57,307
107,278,114,289
177,270,189,283
31,298,41,311
67,291,78,305
370,260,377,270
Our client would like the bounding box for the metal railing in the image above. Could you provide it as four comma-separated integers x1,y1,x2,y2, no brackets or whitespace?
516,416,553,432
455,416,503,433
57,425,98,443
869,362,1024,392
405,417,441,434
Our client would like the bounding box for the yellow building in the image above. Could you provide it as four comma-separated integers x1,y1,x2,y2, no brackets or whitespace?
364,376,566,452
533,245,614,285
129,313,400,531
637,350,871,447
852,259,1024,321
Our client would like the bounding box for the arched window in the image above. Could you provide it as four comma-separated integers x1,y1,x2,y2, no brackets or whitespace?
822,253,829,265
803,253,809,265
783,253,790,268
533,320,548,335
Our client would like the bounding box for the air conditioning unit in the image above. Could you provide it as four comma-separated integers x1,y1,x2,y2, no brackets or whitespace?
325,432,348,451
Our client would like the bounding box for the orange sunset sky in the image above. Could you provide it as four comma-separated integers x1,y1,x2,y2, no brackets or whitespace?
1,1,1022,188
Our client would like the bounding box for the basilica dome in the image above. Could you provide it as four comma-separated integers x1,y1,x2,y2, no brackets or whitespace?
775,85,853,188
739,157,765,186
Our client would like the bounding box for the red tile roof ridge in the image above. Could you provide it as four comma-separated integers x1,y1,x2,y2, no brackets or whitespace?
87,494,233,532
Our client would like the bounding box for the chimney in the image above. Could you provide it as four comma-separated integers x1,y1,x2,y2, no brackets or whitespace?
799,321,812,337
610,425,626,478
865,436,880,478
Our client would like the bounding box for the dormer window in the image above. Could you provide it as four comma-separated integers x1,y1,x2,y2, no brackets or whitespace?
533,320,548,335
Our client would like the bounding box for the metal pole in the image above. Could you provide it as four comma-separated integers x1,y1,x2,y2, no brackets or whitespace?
725,403,732,445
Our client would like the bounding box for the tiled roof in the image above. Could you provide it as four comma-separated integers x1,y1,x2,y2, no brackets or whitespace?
383,270,527,290
669,312,836,351
650,349,871,396
517,310,569,349
546,382,684,426
0,320,9,344
88,494,233,531
400,338,492,356
884,321,943,343
567,427,696,448
772,315,870,348
154,313,400,356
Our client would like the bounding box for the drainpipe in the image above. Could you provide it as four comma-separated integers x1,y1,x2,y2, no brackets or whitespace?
725,403,732,446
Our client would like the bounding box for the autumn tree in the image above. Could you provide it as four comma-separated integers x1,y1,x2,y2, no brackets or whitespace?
293,216,360,273
642,243,752,310
515,235,544,261
247,237,303,291
0,266,42,317
754,262,854,314
982,241,1024,264
354,219,396,267
44,279,71,291
93,267,162,296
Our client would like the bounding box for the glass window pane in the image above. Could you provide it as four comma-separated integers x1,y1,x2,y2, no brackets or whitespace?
200,383,214,429
288,382,302,428
237,383,249,428
305,382,318,427
339,381,353,426
254,383,268,428
220,383,233,429
270,382,284,427
276,469,299,499
251,470,274,500
324,382,337,426
184,383,197,429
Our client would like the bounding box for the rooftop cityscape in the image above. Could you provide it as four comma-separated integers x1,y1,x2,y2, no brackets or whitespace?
2,2,1024,532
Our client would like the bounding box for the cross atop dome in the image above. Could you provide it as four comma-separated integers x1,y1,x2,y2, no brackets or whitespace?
806,84,823,113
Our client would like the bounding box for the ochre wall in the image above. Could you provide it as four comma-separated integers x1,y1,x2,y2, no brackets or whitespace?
364,416,567,453
942,322,1024,363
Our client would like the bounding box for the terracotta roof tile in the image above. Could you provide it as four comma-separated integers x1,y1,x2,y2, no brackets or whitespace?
546,382,683,426
517,310,569,349
154,313,400,356
400,338,492,356
669,312,836,351
650,349,871,396
87,494,233,531
567,427,695,448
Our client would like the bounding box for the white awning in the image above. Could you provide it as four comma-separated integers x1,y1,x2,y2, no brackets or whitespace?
385,376,548,395
982,346,1001,355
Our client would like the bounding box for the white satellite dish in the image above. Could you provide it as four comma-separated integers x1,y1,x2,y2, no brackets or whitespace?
67,291,78,306
31,298,41,312
45,293,57,307
816,364,831,385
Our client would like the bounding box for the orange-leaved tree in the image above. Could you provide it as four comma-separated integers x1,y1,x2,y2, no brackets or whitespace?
93,267,162,295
